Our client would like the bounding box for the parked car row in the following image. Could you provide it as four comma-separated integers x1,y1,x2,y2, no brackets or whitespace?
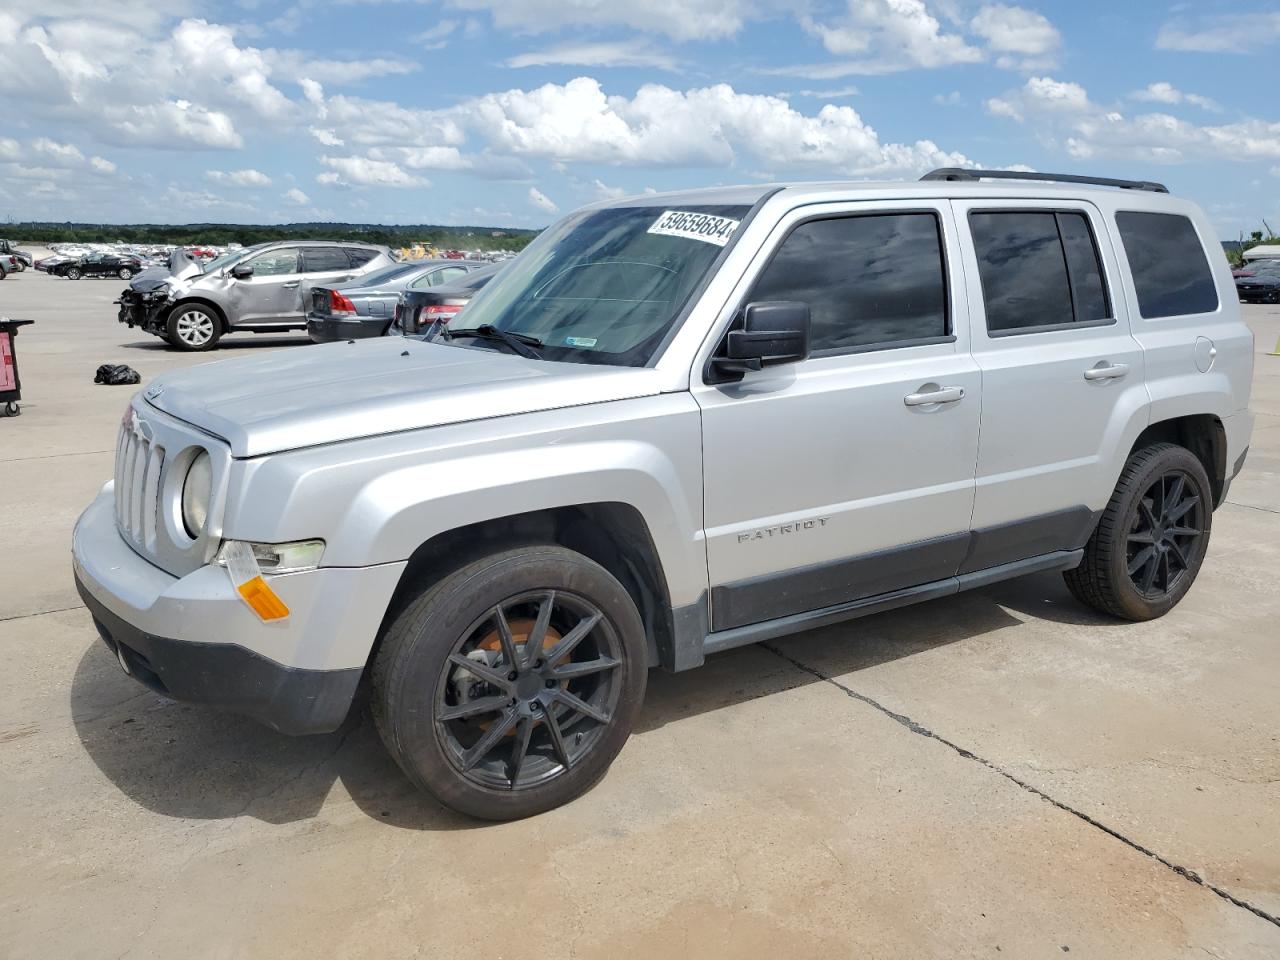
0,240,32,274
107,236,510,349
117,240,397,350
50,251,144,280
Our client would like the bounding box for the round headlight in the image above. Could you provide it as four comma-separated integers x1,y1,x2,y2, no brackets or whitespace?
181,451,212,539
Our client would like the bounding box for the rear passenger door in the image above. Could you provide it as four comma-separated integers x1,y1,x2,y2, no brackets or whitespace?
955,201,1148,570
695,201,982,632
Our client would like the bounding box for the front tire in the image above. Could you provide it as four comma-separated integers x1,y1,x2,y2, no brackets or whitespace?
372,545,648,821
165,304,222,351
118,267,133,280
66,267,81,280
1064,443,1212,621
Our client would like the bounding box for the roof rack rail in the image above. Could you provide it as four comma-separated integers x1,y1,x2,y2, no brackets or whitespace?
921,168,1169,194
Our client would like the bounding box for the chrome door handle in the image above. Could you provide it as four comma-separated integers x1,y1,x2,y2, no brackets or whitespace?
1083,361,1129,381
282,281,300,289
904,385,965,406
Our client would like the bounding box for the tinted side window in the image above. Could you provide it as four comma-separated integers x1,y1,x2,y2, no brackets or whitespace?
303,247,353,272
346,247,379,267
1115,211,1218,318
969,212,1074,331
749,213,948,353
1058,213,1110,322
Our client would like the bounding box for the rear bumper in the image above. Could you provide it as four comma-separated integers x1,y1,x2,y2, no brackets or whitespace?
1218,410,1255,505
306,312,389,343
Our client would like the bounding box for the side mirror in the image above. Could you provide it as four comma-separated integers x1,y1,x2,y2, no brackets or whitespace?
711,301,810,379
230,264,254,279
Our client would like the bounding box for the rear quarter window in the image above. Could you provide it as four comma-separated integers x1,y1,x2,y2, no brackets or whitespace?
346,248,380,267
1115,211,1219,318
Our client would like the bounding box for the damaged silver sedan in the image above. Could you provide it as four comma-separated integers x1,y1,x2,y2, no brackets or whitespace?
116,241,396,350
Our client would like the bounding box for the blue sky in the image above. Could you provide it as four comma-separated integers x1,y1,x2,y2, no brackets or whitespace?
1,0,1278,237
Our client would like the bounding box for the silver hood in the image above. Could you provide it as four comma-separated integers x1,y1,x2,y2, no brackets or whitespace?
144,338,664,457
129,250,202,291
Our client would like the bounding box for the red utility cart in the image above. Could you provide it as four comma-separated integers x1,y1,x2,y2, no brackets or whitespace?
0,319,34,417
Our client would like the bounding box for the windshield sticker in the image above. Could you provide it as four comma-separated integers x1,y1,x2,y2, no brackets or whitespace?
565,336,598,348
647,210,740,247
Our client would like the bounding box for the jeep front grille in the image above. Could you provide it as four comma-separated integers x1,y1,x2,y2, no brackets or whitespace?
114,420,165,553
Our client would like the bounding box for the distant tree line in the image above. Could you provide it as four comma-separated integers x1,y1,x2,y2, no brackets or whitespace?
3,221,539,252
1225,226,1280,267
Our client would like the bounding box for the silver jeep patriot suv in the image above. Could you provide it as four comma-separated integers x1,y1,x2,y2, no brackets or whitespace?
73,170,1254,820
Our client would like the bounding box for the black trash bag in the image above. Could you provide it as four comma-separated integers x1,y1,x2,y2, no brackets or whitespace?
94,364,141,385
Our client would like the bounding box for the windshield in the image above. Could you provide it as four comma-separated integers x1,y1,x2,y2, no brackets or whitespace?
201,244,266,274
451,204,750,366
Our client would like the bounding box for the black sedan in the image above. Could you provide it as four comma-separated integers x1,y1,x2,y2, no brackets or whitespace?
51,253,143,280
1236,261,1280,304
308,262,502,342
394,263,504,336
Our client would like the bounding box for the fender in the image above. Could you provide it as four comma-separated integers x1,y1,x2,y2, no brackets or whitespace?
223,394,709,609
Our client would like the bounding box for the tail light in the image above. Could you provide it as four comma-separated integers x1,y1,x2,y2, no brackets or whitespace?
329,290,357,316
417,304,462,329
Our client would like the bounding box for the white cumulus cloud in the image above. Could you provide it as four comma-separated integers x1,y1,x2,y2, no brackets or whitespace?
444,0,766,42
32,138,85,164
987,76,1280,165
1155,12,1280,53
1131,82,1220,113
507,40,679,71
969,4,1061,70
207,168,272,187
792,0,983,77
528,186,559,213
283,187,310,204
320,155,427,187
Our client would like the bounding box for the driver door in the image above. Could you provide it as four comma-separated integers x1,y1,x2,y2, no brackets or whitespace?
692,200,982,632
232,247,302,325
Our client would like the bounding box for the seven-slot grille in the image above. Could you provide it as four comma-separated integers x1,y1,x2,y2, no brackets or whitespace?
114,418,166,552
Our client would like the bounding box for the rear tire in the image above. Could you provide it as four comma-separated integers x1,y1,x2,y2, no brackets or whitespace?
372,545,647,821
66,267,81,280
118,267,132,280
1064,443,1212,621
165,304,222,351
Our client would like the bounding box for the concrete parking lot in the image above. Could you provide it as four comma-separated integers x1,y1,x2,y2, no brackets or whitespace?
2,264,1278,959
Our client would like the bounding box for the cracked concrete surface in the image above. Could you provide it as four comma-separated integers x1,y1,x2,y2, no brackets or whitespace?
2,270,1280,958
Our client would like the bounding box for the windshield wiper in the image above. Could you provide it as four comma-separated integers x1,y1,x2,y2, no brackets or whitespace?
447,324,543,359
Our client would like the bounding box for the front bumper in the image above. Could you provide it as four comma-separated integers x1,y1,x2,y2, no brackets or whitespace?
306,312,390,343
116,289,170,332
77,583,363,735
72,484,406,735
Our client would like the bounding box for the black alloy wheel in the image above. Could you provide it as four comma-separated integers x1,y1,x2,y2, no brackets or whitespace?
435,591,623,791
372,545,647,820
1125,470,1205,599
1065,442,1213,621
